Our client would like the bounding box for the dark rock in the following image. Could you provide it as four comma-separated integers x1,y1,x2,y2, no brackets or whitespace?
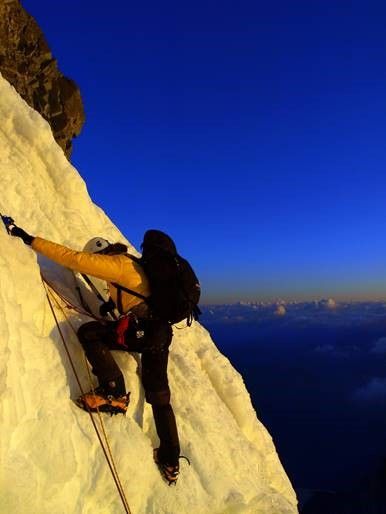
0,0,85,159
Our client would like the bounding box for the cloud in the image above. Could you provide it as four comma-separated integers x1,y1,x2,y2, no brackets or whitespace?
371,337,386,355
314,344,360,358
353,377,386,403
319,298,337,309
275,305,286,316
314,344,335,353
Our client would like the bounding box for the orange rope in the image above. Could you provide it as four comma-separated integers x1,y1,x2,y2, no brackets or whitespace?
41,276,132,514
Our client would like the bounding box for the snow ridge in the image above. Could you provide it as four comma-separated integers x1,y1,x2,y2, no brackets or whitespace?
0,74,298,514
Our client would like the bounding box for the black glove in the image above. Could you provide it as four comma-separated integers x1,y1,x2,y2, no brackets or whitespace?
10,226,35,246
99,298,116,317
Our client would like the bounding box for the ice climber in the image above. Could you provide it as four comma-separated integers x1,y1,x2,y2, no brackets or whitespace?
8,223,188,485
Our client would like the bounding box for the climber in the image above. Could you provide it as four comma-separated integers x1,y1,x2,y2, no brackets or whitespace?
7,223,182,485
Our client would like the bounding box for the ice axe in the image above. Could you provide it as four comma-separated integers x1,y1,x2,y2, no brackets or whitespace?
0,213,16,234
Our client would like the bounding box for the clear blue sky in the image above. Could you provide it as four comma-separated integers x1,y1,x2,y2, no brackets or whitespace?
23,0,386,303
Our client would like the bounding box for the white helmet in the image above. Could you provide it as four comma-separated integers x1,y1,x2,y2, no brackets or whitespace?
83,237,111,254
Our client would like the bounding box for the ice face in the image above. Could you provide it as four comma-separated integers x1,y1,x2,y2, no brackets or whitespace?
0,74,298,514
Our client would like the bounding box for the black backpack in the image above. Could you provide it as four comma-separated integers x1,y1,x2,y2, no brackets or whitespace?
114,230,201,325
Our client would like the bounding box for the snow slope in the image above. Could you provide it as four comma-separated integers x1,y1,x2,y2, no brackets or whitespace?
0,74,298,514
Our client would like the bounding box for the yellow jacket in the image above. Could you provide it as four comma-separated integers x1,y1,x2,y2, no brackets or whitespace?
32,237,150,313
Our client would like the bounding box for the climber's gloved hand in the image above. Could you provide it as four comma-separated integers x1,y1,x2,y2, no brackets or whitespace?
99,298,116,317
10,225,35,246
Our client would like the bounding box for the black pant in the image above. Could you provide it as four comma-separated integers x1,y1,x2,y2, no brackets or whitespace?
77,318,180,465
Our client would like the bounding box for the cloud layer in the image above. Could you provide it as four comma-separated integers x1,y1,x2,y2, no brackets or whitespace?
371,337,386,355
353,377,386,403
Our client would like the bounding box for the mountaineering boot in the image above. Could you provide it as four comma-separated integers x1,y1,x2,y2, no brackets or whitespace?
153,448,191,485
153,448,179,485
75,387,130,415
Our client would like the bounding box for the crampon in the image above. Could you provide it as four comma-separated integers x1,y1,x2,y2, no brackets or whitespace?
75,389,130,416
153,448,191,486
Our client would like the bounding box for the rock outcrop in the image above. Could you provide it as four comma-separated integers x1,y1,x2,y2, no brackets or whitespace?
0,0,84,158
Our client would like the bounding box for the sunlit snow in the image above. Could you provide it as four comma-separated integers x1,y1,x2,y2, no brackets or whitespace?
0,74,298,514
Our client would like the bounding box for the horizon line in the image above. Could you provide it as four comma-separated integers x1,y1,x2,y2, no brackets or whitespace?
200,298,386,306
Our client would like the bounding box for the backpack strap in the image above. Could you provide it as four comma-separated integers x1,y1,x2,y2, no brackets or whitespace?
125,253,141,264
111,254,148,314
111,283,148,314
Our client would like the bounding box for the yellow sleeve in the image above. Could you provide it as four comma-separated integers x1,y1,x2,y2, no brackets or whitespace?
32,237,124,283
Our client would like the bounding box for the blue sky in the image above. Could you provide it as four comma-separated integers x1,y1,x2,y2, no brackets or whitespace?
23,0,386,303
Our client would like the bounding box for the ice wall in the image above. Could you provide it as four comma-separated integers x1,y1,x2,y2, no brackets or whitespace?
0,74,298,514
